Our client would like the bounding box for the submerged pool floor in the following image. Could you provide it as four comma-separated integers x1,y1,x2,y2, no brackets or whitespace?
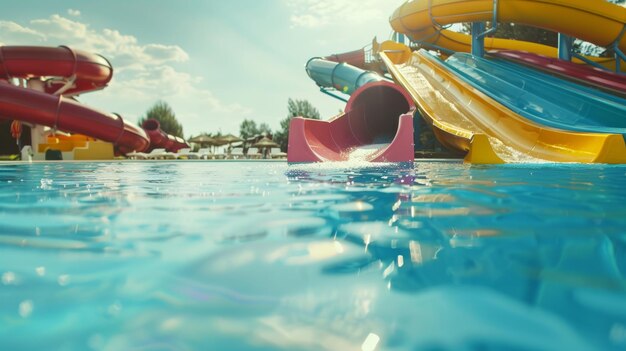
0,161,625,351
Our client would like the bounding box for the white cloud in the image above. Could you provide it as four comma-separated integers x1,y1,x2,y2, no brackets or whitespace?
0,13,252,136
144,44,189,64
0,21,46,42
286,0,387,28
23,15,188,71
67,9,81,17
31,15,88,39
104,65,251,115
290,14,326,28
84,65,253,136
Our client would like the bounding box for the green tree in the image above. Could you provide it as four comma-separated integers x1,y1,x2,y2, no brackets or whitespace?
240,120,272,139
258,123,272,136
138,101,184,137
239,119,259,139
274,99,321,152
461,0,626,55
462,22,557,47
497,23,557,47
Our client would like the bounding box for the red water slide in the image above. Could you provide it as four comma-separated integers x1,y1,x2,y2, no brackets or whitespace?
288,81,415,162
491,50,626,98
0,46,150,153
0,46,113,96
142,119,189,152
324,48,366,69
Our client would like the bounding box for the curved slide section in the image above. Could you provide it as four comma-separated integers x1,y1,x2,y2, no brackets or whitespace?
305,57,385,95
0,81,149,154
0,46,150,154
0,46,113,96
291,57,415,162
390,0,625,71
288,81,415,162
142,119,189,152
380,49,626,164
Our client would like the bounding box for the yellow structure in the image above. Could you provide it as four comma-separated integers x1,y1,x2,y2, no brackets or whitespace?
381,49,626,164
36,133,114,160
390,0,626,71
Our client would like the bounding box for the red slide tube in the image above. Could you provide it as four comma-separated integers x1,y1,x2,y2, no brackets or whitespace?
0,46,113,96
0,81,149,153
141,119,189,152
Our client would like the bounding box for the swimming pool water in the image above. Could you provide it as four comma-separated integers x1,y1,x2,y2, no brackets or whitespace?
0,161,625,350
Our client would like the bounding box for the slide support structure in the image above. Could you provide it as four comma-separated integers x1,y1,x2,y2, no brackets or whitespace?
558,34,573,62
613,25,626,74
471,22,486,57
320,87,349,103
472,0,499,57
394,32,406,45
572,53,610,71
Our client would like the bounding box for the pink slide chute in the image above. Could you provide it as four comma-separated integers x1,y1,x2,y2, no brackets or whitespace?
288,81,415,162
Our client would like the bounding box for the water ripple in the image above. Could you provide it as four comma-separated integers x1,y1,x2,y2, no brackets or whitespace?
0,161,625,350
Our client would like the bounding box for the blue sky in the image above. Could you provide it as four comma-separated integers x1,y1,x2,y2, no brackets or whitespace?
0,0,404,137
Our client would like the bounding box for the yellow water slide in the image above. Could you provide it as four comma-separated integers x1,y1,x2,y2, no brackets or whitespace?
390,0,626,70
380,49,626,163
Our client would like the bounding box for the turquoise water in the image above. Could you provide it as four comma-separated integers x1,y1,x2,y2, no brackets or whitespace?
0,161,625,351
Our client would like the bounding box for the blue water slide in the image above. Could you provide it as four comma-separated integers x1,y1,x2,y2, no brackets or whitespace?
305,58,384,96
483,55,626,107
443,53,626,138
